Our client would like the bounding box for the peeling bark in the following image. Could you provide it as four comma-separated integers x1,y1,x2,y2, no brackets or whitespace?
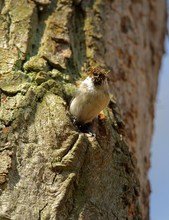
0,0,167,219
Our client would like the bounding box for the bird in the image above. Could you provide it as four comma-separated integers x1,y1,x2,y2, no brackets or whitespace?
69,67,110,135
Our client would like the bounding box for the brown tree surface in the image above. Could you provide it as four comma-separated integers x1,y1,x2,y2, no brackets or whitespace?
0,0,167,220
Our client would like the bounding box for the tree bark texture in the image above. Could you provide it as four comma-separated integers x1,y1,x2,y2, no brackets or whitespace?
0,0,167,220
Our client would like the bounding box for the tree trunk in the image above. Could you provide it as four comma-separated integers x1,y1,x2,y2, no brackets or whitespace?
0,0,166,220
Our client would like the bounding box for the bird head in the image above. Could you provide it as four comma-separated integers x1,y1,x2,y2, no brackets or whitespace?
87,67,109,86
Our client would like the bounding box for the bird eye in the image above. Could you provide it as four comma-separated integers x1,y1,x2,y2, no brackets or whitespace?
99,74,105,80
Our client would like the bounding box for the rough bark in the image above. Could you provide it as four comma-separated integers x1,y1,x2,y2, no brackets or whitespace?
0,0,166,220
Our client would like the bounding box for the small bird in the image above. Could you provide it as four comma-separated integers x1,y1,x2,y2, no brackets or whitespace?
70,67,110,135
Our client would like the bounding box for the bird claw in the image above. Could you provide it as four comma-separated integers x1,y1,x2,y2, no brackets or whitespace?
87,131,96,137
71,116,96,136
78,123,95,136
